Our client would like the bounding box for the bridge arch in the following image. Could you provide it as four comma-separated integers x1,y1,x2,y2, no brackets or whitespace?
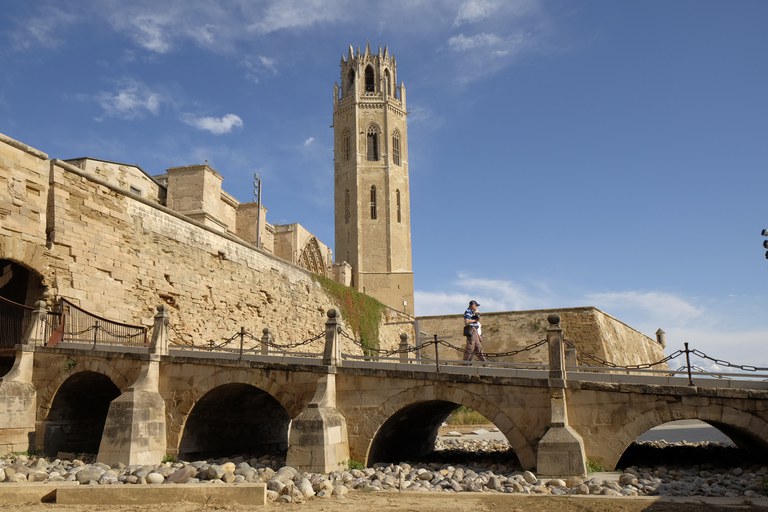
168,366,317,459
177,382,291,460
39,370,121,457
360,384,538,469
35,354,134,415
595,401,768,470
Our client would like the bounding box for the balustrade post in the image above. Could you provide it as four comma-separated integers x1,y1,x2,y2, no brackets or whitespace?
260,328,271,355
398,333,409,363
323,309,341,368
238,327,245,360
22,300,48,347
148,305,169,356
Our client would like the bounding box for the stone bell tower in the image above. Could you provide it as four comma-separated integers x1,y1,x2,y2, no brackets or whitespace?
333,44,414,316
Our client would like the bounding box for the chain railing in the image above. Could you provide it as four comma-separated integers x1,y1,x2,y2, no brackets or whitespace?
173,326,326,360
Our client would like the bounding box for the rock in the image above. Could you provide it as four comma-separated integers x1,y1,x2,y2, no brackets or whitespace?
522,470,537,484
167,465,197,483
146,472,165,484
333,484,349,497
297,477,315,498
75,467,104,484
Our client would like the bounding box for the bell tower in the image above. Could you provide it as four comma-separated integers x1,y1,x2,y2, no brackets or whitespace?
333,44,414,316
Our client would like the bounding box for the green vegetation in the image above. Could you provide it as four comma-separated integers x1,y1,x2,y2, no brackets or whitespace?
63,357,77,372
586,459,605,473
445,406,490,425
313,274,385,353
345,459,365,470
161,454,177,464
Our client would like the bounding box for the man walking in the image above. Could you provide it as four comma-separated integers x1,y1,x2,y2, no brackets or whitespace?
463,300,487,361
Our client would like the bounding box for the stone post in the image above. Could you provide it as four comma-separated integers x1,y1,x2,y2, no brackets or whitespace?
260,328,272,355
536,314,587,478
285,309,350,473
399,333,410,363
23,300,48,347
148,305,169,356
97,306,167,466
565,347,578,369
322,309,341,367
655,328,666,348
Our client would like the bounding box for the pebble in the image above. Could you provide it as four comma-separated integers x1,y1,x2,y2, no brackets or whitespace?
0,440,766,501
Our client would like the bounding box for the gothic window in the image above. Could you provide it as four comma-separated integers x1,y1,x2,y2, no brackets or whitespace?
344,189,350,224
366,125,379,161
346,69,355,97
365,65,375,93
343,129,351,162
370,186,377,220
396,189,401,223
392,130,401,166
384,69,392,96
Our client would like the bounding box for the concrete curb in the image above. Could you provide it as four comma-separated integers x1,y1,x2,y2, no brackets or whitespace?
0,483,266,506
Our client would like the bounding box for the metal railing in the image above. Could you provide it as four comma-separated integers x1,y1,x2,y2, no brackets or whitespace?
0,295,34,349
49,298,148,348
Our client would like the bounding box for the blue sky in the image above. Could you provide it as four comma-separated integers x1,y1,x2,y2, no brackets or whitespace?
2,0,767,372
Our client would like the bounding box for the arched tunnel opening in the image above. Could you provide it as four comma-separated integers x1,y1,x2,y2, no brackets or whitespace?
0,259,46,376
178,383,290,461
368,400,520,468
616,419,768,469
42,371,121,457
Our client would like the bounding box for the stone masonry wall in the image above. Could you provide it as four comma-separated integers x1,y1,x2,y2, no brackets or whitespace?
416,307,666,368
0,133,409,354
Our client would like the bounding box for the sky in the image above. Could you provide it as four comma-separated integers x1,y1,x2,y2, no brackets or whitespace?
1,0,767,373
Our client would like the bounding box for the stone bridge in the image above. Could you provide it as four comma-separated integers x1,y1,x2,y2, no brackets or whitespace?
1,305,767,478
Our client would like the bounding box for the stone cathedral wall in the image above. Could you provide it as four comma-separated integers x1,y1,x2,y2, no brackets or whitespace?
0,133,410,353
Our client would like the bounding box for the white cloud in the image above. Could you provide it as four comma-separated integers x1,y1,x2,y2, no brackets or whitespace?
7,6,78,51
241,55,279,84
448,32,504,51
94,80,164,120
246,0,351,34
585,290,704,325
454,0,500,25
303,137,315,146
183,113,243,134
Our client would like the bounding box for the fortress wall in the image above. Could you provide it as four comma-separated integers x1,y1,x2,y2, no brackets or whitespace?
45,159,374,351
416,307,666,367
0,134,49,248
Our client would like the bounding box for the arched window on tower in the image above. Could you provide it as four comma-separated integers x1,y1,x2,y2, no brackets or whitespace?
367,125,379,161
396,189,401,223
365,65,375,93
343,129,351,162
344,189,350,224
370,186,377,220
346,69,355,97
384,69,392,96
392,130,401,166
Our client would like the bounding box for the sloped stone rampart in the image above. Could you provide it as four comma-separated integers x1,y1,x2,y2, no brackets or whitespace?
416,307,665,368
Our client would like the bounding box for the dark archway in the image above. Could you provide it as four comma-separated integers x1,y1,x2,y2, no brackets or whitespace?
0,259,46,374
616,419,768,469
179,383,290,460
42,371,121,457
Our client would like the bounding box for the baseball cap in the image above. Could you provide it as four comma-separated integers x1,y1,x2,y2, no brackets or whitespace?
469,300,480,307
